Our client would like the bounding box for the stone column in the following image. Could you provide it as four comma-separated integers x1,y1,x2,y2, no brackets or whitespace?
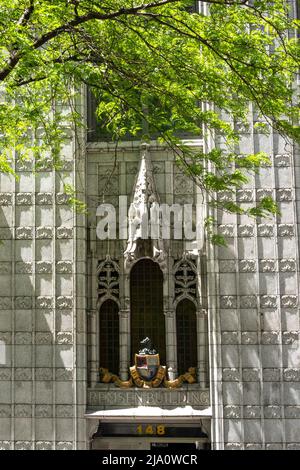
164,309,177,380
88,309,98,387
119,308,130,380
196,308,207,387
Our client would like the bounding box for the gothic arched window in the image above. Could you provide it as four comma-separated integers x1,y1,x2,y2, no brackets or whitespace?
99,299,119,375
176,299,197,375
130,259,166,363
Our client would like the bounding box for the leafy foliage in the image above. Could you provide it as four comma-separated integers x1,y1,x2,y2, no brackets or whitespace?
0,0,299,238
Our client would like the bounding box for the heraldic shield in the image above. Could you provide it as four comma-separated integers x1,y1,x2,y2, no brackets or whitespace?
135,353,160,381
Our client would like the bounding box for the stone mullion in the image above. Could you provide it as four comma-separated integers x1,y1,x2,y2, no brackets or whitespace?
119,308,130,380
11,149,16,449
52,163,57,448
32,151,36,447
196,309,207,388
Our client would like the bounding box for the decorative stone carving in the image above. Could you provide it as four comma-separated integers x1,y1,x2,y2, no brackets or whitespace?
266,444,283,450
55,368,73,381
259,259,276,272
97,255,119,304
56,296,73,309
281,295,298,308
285,406,300,418
276,189,293,201
0,405,11,418
279,259,296,272
60,160,73,172
225,443,243,450
217,191,233,202
35,296,53,309
287,444,300,450
242,368,260,381
36,226,53,239
224,405,241,418
220,296,237,309
241,332,258,345
15,441,32,450
257,224,274,237
126,163,139,174
222,332,239,344
244,405,261,418
218,225,234,237
56,405,73,418
35,405,52,418
98,164,119,195
15,368,32,381
56,227,73,239
236,190,253,202
0,442,11,450
35,368,53,381
0,228,12,239
240,296,257,308
56,442,73,451
15,262,32,274
36,193,53,205
245,444,262,450
174,174,193,195
35,442,53,450
237,225,254,237
56,193,70,205
283,368,300,381
0,369,11,380
15,296,32,309
0,297,12,309
0,332,11,343
260,295,277,308
56,332,73,345
274,154,290,166
15,332,32,344
256,189,273,200
219,260,236,273
15,227,33,239
222,368,240,382
173,255,197,303
282,331,299,344
36,261,52,274
56,261,72,273
263,368,280,382
278,224,294,237
264,405,281,419
35,333,53,345
261,331,280,345
16,159,32,171
16,193,32,205
14,405,31,418
239,260,256,272
0,193,12,205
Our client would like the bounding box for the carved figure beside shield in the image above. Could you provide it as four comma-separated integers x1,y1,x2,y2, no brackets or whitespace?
135,338,160,381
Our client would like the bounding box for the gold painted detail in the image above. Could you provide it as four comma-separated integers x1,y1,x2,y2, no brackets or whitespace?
99,366,196,388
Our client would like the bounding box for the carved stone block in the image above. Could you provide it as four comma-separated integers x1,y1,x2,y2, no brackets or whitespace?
281,295,298,308
14,405,32,418
285,406,300,418
35,332,53,345
36,193,53,205
56,442,73,451
0,441,11,450
236,190,253,202
222,331,239,344
224,405,241,419
15,262,33,274
35,297,53,309
276,189,293,202
36,227,53,239
278,224,294,237
56,261,72,274
35,405,52,418
0,369,11,380
263,368,280,382
256,189,273,200
244,405,261,419
15,227,33,239
15,297,32,309
283,368,300,381
282,331,299,345
237,225,254,237
219,260,236,273
55,368,73,381
222,368,240,382
56,296,73,309
218,225,234,237
0,297,12,309
242,368,260,381
15,332,32,344
56,405,73,418
239,260,256,272
0,405,11,418
261,331,280,345
16,193,32,205
0,193,12,205
217,191,233,202
56,332,73,345
15,368,32,381
220,296,237,309
264,405,281,419
260,295,277,308
35,442,53,450
15,442,32,450
0,228,12,239
241,332,258,345
257,224,274,237
274,154,290,166
35,368,53,381
56,227,73,239
259,259,277,272
240,296,257,308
